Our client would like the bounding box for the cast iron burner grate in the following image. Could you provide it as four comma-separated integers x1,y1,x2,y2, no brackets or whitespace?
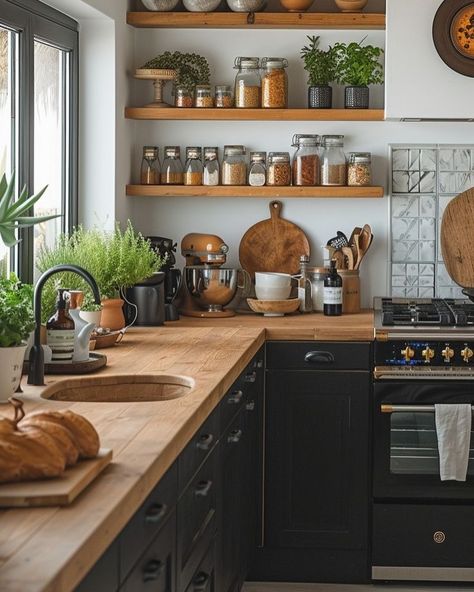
379,298,474,326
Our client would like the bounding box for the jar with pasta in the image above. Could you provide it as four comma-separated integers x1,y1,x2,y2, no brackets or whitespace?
203,147,220,186
234,57,261,108
267,152,291,186
291,134,321,186
261,57,288,108
215,85,233,108
184,147,203,186
194,85,213,108
321,135,347,186
175,85,193,108
140,146,160,185
348,152,372,186
222,145,247,185
161,146,183,185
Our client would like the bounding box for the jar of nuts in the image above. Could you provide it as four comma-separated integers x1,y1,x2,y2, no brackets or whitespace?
261,57,288,108
222,145,247,185
267,152,291,186
321,135,347,186
234,57,261,108
184,147,203,186
348,152,372,186
175,85,193,108
215,85,233,108
291,134,321,186
195,85,213,108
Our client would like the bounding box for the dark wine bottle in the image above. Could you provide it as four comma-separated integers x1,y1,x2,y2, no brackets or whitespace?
323,260,343,316
46,289,75,363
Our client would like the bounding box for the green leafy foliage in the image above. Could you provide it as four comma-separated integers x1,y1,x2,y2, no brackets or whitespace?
332,38,384,86
300,36,337,87
142,51,210,91
0,172,59,248
0,274,35,347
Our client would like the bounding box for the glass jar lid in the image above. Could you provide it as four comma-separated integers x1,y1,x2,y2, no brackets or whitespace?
309,266,329,278
164,146,180,158
292,134,321,147
268,151,290,163
195,84,212,96
143,146,158,159
215,85,232,93
322,135,345,147
349,152,371,163
186,146,202,159
224,145,246,156
250,151,266,163
175,85,192,95
261,57,288,69
234,56,260,69
204,147,218,160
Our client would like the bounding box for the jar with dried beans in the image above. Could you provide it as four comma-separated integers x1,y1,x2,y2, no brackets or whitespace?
291,134,321,186
321,135,347,186
184,147,203,186
222,145,247,185
194,85,214,108
161,146,183,185
261,57,288,109
348,152,372,186
140,146,160,185
175,85,193,108
267,152,291,186
234,57,261,108
215,85,233,108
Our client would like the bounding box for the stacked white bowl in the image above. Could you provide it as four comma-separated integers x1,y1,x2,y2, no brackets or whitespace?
255,272,292,300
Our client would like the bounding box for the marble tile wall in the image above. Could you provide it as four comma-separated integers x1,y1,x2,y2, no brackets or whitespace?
390,145,474,299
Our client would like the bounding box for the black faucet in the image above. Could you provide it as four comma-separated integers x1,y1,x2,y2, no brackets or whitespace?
28,264,101,386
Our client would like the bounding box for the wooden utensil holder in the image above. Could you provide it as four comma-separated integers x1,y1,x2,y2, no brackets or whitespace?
338,269,360,314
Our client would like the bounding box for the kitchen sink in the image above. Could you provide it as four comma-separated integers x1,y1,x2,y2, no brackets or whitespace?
40,374,195,403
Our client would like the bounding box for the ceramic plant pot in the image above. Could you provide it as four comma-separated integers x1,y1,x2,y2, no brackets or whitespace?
100,298,125,331
308,85,332,108
344,85,369,109
79,310,102,327
0,345,27,402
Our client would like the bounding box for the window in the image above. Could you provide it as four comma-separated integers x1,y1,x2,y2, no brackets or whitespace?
0,0,78,282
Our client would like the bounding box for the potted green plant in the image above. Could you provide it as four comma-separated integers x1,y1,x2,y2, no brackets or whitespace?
300,36,337,109
332,38,384,109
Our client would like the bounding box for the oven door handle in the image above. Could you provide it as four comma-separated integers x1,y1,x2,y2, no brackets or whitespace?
381,404,474,413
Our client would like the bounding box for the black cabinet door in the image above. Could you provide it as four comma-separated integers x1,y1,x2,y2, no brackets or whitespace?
265,369,370,551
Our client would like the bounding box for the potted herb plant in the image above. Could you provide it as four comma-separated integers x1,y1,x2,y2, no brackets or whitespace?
300,36,337,109
333,38,384,109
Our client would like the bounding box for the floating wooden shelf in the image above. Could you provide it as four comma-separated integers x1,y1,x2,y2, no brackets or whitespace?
125,107,385,121
126,11,385,30
126,185,384,198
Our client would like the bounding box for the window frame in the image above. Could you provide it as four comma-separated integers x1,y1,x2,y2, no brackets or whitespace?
0,0,78,283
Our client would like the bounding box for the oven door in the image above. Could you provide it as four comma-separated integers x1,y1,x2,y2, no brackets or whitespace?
374,380,474,500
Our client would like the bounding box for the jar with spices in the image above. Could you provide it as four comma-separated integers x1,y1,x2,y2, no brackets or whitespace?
184,147,203,186
161,146,183,185
195,85,213,108
140,146,160,185
203,147,220,186
348,152,372,187
291,134,321,186
215,85,233,108
321,135,347,186
248,152,266,187
222,145,247,185
175,85,193,108
234,57,261,109
261,57,288,109
267,152,291,186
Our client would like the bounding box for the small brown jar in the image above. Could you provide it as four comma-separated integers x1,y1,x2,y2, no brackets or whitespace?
266,152,291,186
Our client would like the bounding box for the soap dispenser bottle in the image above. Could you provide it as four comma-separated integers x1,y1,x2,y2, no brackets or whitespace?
46,289,75,363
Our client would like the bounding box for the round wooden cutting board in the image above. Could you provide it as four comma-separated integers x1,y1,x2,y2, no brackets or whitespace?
441,187,474,289
239,200,310,278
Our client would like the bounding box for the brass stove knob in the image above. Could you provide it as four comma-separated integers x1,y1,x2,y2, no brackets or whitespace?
401,346,415,362
461,347,473,363
422,347,435,363
441,346,454,363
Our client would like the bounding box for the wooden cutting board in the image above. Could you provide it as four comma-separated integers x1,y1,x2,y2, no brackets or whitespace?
239,200,310,278
441,187,474,289
0,448,112,507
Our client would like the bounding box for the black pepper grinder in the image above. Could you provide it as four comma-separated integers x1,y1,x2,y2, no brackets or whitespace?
323,260,342,316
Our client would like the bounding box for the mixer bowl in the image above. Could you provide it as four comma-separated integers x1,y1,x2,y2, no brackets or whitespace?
185,267,240,311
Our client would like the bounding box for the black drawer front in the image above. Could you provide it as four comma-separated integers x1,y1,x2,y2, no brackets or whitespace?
120,462,177,581
178,450,217,590
179,406,219,491
75,538,119,592
184,541,215,592
220,377,248,433
373,503,474,567
266,341,371,371
121,511,176,592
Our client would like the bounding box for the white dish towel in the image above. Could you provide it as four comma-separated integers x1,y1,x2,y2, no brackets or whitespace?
435,404,472,481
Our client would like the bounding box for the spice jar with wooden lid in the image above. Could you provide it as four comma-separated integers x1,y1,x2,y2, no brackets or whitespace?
321,135,347,186
184,147,203,186
267,152,291,186
261,57,288,108
291,134,321,186
234,57,261,108
161,146,184,185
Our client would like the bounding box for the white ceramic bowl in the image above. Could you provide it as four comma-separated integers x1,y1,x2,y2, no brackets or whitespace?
255,285,292,301
255,272,292,288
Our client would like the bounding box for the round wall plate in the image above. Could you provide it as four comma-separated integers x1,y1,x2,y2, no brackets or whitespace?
433,0,474,77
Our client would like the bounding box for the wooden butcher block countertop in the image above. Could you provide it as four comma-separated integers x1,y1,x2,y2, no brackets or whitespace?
0,312,374,592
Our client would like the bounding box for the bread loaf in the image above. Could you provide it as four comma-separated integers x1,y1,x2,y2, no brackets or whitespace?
20,417,79,466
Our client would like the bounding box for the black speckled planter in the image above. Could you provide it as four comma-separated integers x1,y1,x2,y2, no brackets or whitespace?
344,85,369,109
308,85,332,109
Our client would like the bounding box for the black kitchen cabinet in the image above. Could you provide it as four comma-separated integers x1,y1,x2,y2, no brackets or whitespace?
251,341,371,584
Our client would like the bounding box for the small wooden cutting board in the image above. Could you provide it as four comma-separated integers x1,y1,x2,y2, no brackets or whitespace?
0,448,112,507
239,200,310,278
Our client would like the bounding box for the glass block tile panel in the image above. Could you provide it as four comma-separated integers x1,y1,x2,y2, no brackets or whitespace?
420,218,436,240
393,171,409,193
420,195,436,216
419,171,436,193
393,218,419,241
392,195,419,217
409,149,420,171
439,149,454,171
454,149,470,171
392,240,419,262
421,149,437,172
392,149,409,171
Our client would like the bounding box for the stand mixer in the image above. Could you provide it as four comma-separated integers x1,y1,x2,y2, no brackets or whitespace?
180,233,249,318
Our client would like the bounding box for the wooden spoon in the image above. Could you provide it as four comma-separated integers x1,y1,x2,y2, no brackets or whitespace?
342,246,354,270
332,249,345,270
355,226,373,270
349,226,362,248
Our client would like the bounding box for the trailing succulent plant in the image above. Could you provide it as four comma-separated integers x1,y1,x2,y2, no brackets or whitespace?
141,51,210,91
300,35,338,87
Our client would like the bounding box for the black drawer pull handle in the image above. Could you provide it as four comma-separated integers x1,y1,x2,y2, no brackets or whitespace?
228,429,243,444
196,433,214,451
193,571,210,591
304,351,335,364
245,400,255,411
145,502,167,524
228,390,243,404
244,371,257,383
195,480,213,497
143,559,164,582
253,359,263,369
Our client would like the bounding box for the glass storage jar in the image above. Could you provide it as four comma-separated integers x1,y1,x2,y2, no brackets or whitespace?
321,135,347,186
161,146,183,185
184,147,203,186
222,145,247,185
215,85,233,108
261,57,288,109
348,152,372,186
291,134,321,186
309,266,329,312
203,147,220,186
248,152,266,186
140,146,160,185
175,85,193,108
234,57,261,108
195,85,213,108
267,152,291,186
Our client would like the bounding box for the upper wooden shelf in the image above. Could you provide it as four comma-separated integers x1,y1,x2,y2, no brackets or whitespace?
126,11,386,30
125,107,385,121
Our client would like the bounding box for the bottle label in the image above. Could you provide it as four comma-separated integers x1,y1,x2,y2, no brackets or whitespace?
324,287,342,305
47,330,75,362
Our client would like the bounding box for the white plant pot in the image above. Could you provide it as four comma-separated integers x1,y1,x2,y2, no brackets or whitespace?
0,345,27,403
79,310,102,327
